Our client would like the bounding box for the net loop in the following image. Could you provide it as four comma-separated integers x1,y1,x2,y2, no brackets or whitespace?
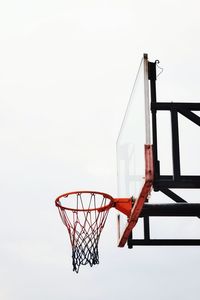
55,191,113,273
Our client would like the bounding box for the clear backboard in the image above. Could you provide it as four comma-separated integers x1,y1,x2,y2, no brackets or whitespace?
116,53,153,247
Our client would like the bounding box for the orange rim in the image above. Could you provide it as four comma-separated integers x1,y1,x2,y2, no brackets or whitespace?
55,190,115,212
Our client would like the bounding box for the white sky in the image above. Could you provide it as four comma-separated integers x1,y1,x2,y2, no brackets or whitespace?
1,1,200,299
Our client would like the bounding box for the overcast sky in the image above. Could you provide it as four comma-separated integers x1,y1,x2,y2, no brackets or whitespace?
1,1,200,299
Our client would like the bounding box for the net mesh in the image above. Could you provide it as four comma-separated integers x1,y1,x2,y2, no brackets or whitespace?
56,192,112,273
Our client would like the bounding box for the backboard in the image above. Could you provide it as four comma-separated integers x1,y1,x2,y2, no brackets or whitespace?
116,53,153,247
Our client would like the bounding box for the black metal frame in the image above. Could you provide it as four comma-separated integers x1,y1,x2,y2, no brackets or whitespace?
128,58,200,248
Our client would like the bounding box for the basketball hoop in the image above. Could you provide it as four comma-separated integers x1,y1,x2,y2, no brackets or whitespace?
55,191,132,273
